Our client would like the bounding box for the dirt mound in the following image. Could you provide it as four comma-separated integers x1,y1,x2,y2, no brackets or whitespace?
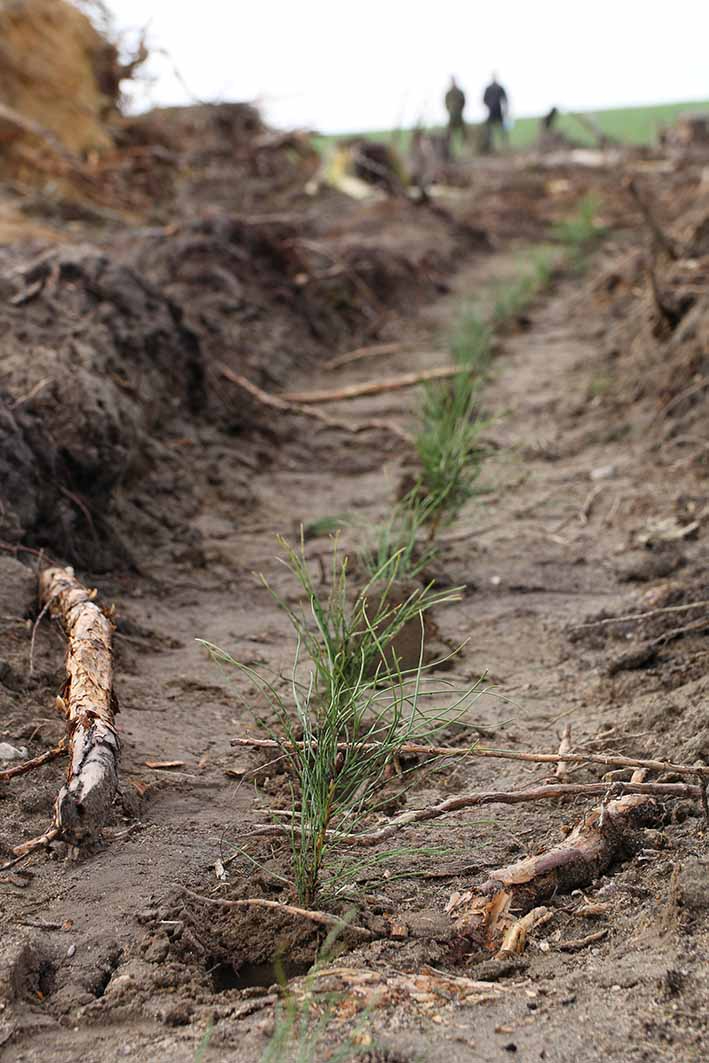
0,243,205,567
113,102,321,219
0,194,474,570
586,172,709,464
0,0,116,177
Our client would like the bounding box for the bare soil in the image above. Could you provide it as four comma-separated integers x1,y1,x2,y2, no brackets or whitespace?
1,57,709,1056
2,227,708,1060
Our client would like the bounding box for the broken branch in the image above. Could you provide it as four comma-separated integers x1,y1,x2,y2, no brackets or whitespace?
218,363,412,443
448,771,656,935
498,906,553,956
0,738,68,782
242,780,700,848
627,178,681,260
323,341,402,371
230,734,709,781
282,364,469,404
6,826,61,867
183,888,374,938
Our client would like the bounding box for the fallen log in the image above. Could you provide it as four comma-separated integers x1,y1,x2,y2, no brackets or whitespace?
38,566,119,846
447,770,656,943
282,364,468,404
218,363,412,444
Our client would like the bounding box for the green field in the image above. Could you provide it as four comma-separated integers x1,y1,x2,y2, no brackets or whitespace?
315,99,709,154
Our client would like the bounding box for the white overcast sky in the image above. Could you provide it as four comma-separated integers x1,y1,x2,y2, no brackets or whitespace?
107,1,708,132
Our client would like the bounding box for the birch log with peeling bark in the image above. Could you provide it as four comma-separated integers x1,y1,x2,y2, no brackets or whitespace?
39,566,119,845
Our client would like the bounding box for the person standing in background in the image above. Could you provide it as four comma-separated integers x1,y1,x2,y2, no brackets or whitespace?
444,76,466,155
482,73,509,152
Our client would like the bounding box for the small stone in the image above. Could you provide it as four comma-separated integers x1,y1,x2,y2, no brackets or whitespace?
143,934,169,964
0,743,27,762
66,944,76,959
0,557,35,618
590,464,617,481
108,974,134,994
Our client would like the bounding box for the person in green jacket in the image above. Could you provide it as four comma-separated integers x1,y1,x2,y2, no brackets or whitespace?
444,76,466,155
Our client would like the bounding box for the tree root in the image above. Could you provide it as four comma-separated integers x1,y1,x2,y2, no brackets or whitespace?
219,363,412,443
183,888,374,939
230,734,709,781
239,779,700,849
447,771,657,947
283,364,469,404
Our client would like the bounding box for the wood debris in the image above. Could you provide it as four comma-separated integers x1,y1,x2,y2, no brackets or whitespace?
219,363,412,443
294,964,511,1017
555,723,572,782
557,928,608,952
446,771,654,949
283,364,469,404
14,567,120,853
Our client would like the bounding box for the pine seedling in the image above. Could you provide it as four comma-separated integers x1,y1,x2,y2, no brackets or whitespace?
200,538,482,906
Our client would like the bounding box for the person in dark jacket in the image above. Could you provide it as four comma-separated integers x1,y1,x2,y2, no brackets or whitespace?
444,76,466,154
482,74,509,152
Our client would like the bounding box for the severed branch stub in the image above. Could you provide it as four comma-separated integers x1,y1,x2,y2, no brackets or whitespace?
38,566,119,847
447,770,656,947
555,723,572,782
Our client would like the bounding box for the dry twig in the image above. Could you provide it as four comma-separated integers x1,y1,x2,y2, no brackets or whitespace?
557,929,608,952
230,734,709,781
183,888,374,938
323,341,402,371
282,364,469,404
219,363,412,443
572,598,709,630
0,738,67,782
627,178,681,259
555,724,572,782
241,780,700,849
579,484,606,525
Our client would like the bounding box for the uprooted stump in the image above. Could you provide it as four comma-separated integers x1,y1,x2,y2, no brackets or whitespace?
39,565,118,847
447,774,656,950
